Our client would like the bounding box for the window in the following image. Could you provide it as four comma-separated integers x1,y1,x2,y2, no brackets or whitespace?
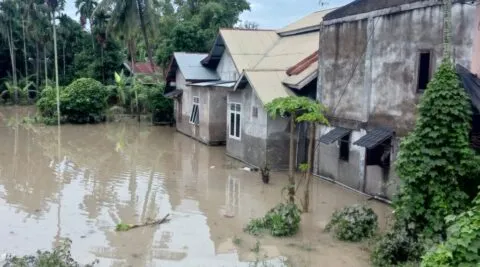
417,51,432,92
252,106,258,118
189,97,199,125
366,138,392,168
339,133,350,161
229,103,241,139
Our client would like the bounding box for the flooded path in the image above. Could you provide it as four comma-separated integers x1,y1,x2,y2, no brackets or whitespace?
0,107,391,267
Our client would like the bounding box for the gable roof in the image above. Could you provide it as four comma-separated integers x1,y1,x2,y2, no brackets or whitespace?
236,70,294,104
166,52,219,82
323,0,446,21
202,29,279,72
124,62,160,74
277,8,336,36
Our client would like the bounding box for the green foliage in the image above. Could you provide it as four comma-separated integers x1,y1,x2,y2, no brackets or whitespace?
61,78,108,123
115,223,132,232
394,61,480,241
299,163,309,173
245,203,301,237
265,96,327,124
2,238,98,267
36,78,108,124
325,204,378,242
421,195,480,267
371,228,423,267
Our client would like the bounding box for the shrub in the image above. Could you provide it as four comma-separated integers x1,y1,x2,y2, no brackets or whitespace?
245,203,301,237
2,238,98,267
394,61,480,241
371,228,423,267
421,195,480,267
62,78,108,123
36,86,60,121
325,204,378,242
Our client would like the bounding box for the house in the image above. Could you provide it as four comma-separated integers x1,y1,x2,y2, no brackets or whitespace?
123,61,162,84
200,9,334,170
164,52,234,145
314,0,477,200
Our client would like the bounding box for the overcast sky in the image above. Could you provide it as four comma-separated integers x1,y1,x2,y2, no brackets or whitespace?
65,0,352,29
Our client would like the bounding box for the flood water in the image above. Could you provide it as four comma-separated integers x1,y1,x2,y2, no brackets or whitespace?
0,107,392,267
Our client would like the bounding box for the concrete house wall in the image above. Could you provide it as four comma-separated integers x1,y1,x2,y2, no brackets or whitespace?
315,2,475,199
227,85,268,167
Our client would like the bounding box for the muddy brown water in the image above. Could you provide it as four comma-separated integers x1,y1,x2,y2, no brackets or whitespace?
0,107,392,267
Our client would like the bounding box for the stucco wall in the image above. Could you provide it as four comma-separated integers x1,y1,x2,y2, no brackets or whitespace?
315,2,475,200
226,85,268,168
319,3,475,134
266,116,290,170
208,87,228,143
217,50,239,81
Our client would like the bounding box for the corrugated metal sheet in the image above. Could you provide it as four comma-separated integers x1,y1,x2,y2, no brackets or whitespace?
220,29,280,71
283,62,318,89
190,81,235,88
277,8,335,35
254,32,319,70
243,70,294,104
174,52,220,81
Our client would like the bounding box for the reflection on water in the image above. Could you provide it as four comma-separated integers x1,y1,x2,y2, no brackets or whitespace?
0,107,391,267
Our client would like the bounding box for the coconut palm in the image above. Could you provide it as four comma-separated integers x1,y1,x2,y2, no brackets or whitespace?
97,0,158,73
75,0,98,48
0,0,19,102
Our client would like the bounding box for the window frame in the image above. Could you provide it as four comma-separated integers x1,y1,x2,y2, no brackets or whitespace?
339,133,350,162
229,102,242,140
189,96,200,125
416,49,433,93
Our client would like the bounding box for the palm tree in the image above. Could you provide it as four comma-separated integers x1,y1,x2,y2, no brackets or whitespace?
75,0,97,48
92,9,110,83
0,0,19,103
97,0,157,73
45,0,65,125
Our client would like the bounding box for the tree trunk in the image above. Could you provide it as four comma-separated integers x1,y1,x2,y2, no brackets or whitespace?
44,45,48,87
136,0,156,73
53,11,61,126
303,123,315,212
101,46,105,84
22,19,28,80
63,42,66,81
288,115,296,203
129,39,140,122
8,24,18,103
90,20,95,50
36,43,40,90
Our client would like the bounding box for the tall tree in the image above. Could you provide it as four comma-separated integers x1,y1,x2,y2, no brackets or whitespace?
0,0,19,102
75,0,97,48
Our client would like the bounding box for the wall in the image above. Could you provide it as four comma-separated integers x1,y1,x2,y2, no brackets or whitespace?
208,87,228,144
216,50,239,81
319,2,475,135
315,2,475,199
226,85,268,168
266,116,290,170
471,3,480,76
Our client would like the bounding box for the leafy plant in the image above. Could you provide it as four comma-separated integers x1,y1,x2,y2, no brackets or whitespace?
325,204,378,242
421,194,480,266
371,228,423,267
115,223,132,232
260,163,270,184
2,238,98,266
62,78,108,123
245,203,301,237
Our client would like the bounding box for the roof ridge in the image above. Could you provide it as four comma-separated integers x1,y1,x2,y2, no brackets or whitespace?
220,27,276,32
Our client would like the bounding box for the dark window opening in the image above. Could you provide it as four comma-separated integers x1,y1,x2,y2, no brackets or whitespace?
417,51,431,92
366,138,391,168
339,133,350,162
252,106,258,118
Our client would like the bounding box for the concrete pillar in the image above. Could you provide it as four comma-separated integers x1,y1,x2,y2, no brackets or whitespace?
471,2,480,75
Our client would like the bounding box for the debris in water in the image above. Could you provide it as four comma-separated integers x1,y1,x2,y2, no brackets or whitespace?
116,214,170,232
210,166,215,169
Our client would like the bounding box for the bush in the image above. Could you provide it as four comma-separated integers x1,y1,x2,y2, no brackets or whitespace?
325,204,378,242
2,238,98,267
421,195,480,267
371,228,423,267
245,203,301,237
62,78,108,123
36,86,61,121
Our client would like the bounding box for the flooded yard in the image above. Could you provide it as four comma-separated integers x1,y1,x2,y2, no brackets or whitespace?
0,107,391,267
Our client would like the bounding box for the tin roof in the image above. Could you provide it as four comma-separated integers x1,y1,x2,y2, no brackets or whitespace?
324,0,430,21
236,70,294,104
124,62,160,74
277,8,336,36
354,127,394,149
319,128,352,144
172,52,220,81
